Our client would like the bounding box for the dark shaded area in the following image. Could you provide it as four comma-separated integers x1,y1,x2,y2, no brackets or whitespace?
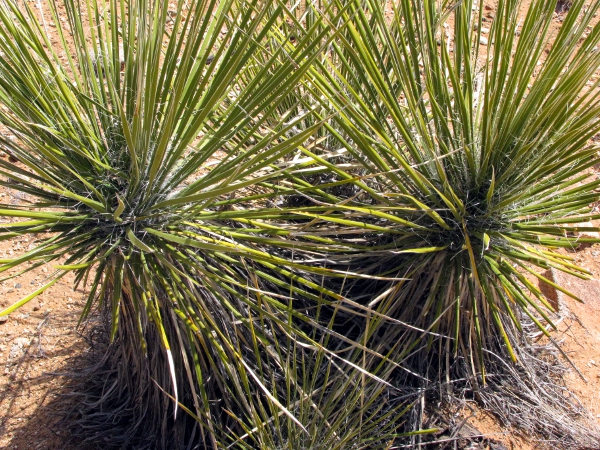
556,0,572,13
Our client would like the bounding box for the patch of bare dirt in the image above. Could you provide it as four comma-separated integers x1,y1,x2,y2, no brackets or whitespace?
0,160,89,450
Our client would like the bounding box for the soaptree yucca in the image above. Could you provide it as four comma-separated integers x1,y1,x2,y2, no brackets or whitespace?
0,0,399,448
276,0,600,443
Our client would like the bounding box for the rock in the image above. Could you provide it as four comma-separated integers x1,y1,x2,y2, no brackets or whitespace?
0,316,8,324
573,221,600,239
9,337,30,359
479,37,488,45
13,337,29,347
565,221,600,250
480,27,490,34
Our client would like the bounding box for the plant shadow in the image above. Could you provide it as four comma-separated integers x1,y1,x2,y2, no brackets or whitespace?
0,312,99,450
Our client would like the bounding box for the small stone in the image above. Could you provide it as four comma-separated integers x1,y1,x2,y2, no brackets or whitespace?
480,37,489,45
0,316,8,324
480,27,490,34
9,337,30,359
575,222,600,239
14,337,29,347
14,283,22,289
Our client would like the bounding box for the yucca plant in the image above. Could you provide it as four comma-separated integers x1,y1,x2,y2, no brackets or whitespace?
0,0,391,447
4,0,600,446
220,312,438,450
267,0,600,444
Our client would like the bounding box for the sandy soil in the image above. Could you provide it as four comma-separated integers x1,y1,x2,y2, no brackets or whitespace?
460,238,600,450
1,1,600,450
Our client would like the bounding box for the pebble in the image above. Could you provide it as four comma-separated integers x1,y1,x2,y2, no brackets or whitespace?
574,222,600,240
13,337,29,346
9,337,30,359
480,37,489,45
0,316,7,324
